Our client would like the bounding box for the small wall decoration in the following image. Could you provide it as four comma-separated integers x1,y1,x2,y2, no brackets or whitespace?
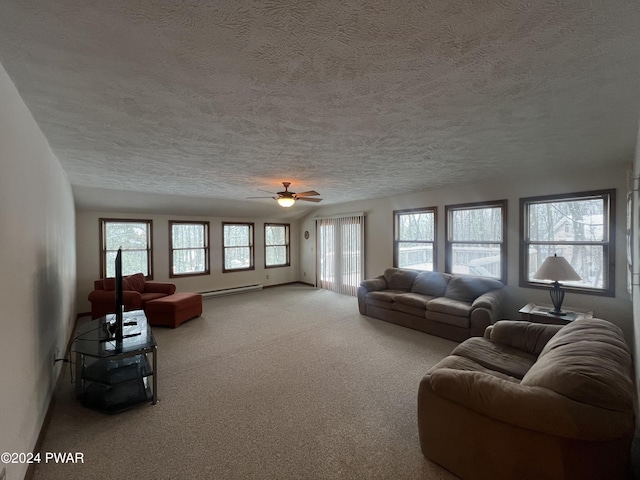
304,230,310,239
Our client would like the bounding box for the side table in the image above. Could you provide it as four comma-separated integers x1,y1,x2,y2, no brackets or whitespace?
519,302,593,326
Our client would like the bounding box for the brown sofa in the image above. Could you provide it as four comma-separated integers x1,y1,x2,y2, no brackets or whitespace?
418,318,636,480
357,268,504,341
88,273,176,319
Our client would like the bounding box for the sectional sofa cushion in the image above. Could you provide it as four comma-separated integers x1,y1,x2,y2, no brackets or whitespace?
411,271,451,297
451,337,537,380
489,320,563,357
521,318,635,412
426,297,473,317
126,272,147,292
367,290,404,304
444,275,504,303
383,268,419,291
392,292,435,309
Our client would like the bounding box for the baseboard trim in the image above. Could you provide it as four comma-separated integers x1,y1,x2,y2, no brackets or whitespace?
631,426,639,479
23,397,56,480
263,281,315,289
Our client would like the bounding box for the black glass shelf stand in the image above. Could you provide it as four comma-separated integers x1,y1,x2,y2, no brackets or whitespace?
72,310,157,414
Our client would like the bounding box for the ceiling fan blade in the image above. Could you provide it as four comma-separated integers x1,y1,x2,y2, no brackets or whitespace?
293,190,320,197
297,197,323,202
247,196,276,199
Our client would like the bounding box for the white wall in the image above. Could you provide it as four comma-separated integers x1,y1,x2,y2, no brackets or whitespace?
301,164,634,342
0,63,76,480
631,127,640,422
75,212,299,314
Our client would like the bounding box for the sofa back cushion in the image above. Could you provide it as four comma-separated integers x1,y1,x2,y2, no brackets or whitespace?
383,268,419,291
125,273,146,292
411,271,451,297
521,318,634,412
444,275,504,303
102,276,132,291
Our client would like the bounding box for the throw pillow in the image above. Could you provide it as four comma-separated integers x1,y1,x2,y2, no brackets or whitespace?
125,273,146,292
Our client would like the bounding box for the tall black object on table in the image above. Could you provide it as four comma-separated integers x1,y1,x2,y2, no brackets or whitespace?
72,310,157,413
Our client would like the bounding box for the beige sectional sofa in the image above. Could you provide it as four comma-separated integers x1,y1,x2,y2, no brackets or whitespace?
357,268,504,341
418,318,636,480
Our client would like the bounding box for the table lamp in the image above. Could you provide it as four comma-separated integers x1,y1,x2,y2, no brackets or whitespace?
533,254,581,316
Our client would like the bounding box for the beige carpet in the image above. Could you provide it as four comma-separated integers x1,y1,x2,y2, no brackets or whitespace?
34,284,459,480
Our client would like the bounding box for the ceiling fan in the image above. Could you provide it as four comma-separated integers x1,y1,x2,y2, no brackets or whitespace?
248,182,323,207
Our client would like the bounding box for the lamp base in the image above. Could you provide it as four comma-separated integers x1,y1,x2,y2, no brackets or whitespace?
549,310,567,317
549,281,566,317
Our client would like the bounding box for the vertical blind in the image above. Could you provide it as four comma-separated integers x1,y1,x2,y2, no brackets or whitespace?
316,213,365,296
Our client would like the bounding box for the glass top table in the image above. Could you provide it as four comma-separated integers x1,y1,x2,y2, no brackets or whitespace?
72,310,157,412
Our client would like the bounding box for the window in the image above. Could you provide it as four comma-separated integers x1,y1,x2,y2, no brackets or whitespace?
265,223,290,268
394,207,436,270
223,222,254,272
100,218,153,278
169,221,210,277
520,189,615,296
445,200,507,282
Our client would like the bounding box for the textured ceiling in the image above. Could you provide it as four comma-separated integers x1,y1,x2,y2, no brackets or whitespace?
0,1,639,218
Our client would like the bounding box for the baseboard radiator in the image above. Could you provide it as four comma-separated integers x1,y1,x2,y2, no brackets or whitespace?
200,284,263,298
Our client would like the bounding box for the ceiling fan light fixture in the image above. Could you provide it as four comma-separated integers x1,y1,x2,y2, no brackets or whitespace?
277,196,296,207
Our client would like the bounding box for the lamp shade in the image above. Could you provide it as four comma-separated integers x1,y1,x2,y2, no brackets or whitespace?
533,254,581,282
277,196,296,207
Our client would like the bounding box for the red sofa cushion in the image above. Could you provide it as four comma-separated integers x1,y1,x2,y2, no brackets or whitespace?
126,273,146,292
103,276,132,291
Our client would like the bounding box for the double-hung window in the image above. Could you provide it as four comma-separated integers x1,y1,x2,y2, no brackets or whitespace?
223,222,254,272
445,200,507,282
393,207,436,270
520,189,615,296
100,218,153,278
169,221,210,277
265,223,290,268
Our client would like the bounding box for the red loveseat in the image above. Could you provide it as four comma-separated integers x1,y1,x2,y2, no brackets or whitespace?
88,273,176,319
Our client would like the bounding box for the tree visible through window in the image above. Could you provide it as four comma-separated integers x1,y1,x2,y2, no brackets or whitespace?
170,221,210,277
394,207,436,270
445,200,507,282
223,223,254,272
265,223,290,268
100,219,153,278
520,190,615,295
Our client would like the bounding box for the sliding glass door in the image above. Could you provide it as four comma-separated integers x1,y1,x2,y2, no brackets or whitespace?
317,214,365,296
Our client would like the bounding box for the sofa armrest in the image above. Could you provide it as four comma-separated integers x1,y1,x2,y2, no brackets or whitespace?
359,276,387,292
357,276,387,314
488,320,562,356
424,368,634,441
468,288,503,336
144,282,176,295
471,288,502,312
